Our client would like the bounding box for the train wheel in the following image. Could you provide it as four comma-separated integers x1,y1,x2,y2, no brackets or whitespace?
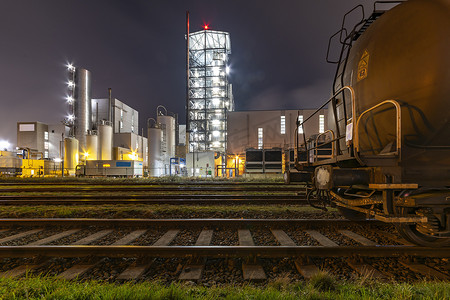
337,207,367,221
396,207,450,247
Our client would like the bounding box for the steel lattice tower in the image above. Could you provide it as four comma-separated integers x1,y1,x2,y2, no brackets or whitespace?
187,28,233,153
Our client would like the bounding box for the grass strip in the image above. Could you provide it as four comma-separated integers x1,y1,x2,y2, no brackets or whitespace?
0,275,448,300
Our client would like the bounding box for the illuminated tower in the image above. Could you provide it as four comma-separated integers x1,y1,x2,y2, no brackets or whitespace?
66,64,92,152
187,26,233,153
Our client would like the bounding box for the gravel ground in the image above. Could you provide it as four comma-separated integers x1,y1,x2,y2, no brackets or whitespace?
367,257,426,282
81,258,134,282
33,258,81,277
211,229,238,246
94,229,134,245
251,229,280,246
261,257,303,282
286,228,319,246
313,258,359,280
199,258,244,286
129,229,165,246
171,229,202,246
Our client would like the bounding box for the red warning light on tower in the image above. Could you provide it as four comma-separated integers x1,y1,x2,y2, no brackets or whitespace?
203,24,209,30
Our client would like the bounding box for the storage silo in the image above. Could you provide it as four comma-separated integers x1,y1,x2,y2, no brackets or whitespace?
98,122,113,160
73,68,92,152
157,114,176,160
148,121,162,177
85,131,98,160
64,137,79,175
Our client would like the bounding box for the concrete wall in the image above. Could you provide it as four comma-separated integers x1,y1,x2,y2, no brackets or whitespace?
92,98,139,134
17,122,48,156
227,109,327,155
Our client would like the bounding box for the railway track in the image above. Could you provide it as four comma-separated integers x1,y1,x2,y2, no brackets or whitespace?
0,194,308,205
0,186,305,193
0,218,448,281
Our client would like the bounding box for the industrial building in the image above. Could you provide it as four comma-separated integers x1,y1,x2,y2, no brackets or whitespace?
13,64,148,177
226,109,328,175
187,27,233,154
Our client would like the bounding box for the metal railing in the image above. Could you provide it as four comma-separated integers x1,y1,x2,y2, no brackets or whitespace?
354,99,402,159
295,86,355,166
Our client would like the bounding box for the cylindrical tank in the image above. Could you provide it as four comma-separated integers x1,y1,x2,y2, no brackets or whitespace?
157,115,176,159
98,123,113,160
148,125,162,177
73,68,92,152
85,132,98,161
331,0,450,185
64,137,79,175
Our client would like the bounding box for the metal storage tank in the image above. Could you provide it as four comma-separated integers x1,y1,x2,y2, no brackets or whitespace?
73,68,92,152
157,115,176,159
98,122,113,160
148,123,162,177
85,132,98,160
64,137,79,175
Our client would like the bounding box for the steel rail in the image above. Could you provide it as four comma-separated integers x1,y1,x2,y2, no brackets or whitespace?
0,245,447,258
0,194,304,200
0,182,289,186
0,186,305,193
0,198,308,205
0,218,382,227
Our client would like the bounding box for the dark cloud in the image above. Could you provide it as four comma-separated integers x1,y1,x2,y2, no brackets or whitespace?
0,0,379,146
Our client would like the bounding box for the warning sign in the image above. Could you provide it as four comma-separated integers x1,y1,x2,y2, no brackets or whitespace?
357,50,369,81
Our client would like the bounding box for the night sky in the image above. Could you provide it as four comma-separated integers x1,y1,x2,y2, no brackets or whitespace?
0,0,383,147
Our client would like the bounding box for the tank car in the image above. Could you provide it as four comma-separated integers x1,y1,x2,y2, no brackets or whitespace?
292,0,450,246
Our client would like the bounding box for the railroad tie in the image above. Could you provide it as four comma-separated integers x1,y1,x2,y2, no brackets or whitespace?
238,229,266,280
0,229,43,244
0,259,48,278
297,230,338,279
374,230,448,279
112,230,147,246
270,229,297,246
399,261,450,280
338,230,378,246
72,230,113,245
57,229,114,280
304,230,338,247
179,229,214,280
117,229,180,281
28,229,80,246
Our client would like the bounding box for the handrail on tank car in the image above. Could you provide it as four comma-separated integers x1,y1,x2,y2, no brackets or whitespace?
314,130,335,162
295,86,355,166
354,100,402,160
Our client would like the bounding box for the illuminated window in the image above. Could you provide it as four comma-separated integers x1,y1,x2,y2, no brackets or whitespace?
44,151,48,159
44,141,49,150
120,121,123,129
280,116,286,134
258,128,263,149
44,131,48,140
319,115,325,133
298,115,304,134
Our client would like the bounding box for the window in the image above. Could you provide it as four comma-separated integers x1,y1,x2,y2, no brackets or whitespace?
44,131,48,140
280,116,286,134
44,141,49,150
120,121,123,129
319,115,325,133
298,115,304,134
258,128,263,149
120,109,123,119
44,151,48,159
19,124,35,131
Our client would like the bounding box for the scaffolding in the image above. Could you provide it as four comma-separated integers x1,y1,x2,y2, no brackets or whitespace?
187,29,233,153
